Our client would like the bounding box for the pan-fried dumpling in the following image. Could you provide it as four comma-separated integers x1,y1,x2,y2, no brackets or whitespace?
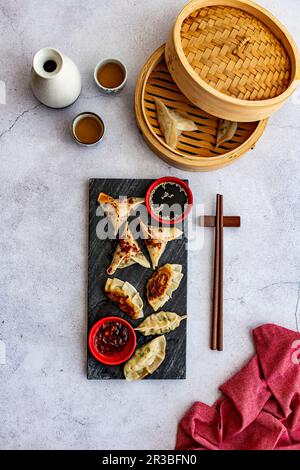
98,192,145,236
216,119,238,147
135,312,187,336
155,98,197,149
140,220,182,269
124,335,166,381
105,278,143,320
107,223,150,274
146,264,183,311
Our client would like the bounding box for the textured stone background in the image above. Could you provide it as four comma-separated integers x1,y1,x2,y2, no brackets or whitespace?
0,0,299,450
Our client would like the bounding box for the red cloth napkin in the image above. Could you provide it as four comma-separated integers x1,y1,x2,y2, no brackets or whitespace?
176,324,300,450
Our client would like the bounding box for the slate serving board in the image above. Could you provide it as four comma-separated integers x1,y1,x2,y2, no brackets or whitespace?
87,178,188,379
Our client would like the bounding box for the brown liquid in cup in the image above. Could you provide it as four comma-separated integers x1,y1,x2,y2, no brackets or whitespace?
97,62,125,89
75,116,103,144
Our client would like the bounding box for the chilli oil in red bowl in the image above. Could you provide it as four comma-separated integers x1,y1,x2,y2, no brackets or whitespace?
95,320,129,356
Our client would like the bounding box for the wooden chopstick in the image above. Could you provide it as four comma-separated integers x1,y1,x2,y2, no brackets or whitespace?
217,195,223,351
211,194,221,350
201,215,240,228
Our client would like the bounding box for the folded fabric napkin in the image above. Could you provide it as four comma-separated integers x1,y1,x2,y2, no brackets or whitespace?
176,324,300,450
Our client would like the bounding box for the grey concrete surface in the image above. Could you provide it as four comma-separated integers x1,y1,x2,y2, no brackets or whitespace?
0,0,299,450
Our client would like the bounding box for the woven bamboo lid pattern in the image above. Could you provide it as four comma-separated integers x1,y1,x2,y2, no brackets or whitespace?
165,0,299,121
181,6,291,100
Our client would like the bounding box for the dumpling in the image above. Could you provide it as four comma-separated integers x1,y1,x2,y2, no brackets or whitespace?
107,223,150,274
155,98,177,149
155,98,197,149
140,220,182,269
124,335,166,381
105,278,143,320
146,264,183,311
98,192,145,236
216,119,238,147
135,312,187,336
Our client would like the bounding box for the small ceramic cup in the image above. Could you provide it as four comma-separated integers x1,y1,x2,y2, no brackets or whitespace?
72,112,105,146
94,58,127,94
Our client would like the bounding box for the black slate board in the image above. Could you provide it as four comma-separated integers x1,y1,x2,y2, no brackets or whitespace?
87,179,188,379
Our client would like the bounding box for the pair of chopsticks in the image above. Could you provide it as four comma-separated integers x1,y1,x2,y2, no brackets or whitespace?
211,194,223,351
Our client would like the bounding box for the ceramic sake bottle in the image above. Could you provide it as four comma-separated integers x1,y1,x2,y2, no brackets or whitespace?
31,47,81,108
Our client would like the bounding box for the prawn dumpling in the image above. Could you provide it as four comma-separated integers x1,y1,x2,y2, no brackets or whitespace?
105,278,143,320
107,223,150,274
216,119,238,147
124,335,166,381
135,312,187,336
155,98,197,149
98,192,145,236
146,264,183,311
140,220,182,269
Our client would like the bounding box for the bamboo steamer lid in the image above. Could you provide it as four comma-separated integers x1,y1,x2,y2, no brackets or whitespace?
135,45,268,171
165,0,300,122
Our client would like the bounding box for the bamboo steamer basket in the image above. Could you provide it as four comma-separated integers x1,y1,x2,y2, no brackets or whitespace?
165,0,300,122
135,45,268,171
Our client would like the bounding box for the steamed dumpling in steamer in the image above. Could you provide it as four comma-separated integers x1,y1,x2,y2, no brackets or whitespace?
154,98,197,149
105,278,144,320
140,220,183,269
216,119,238,147
146,263,183,311
98,192,145,236
107,223,150,274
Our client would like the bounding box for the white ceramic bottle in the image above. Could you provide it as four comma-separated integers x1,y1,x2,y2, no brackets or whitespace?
31,47,81,108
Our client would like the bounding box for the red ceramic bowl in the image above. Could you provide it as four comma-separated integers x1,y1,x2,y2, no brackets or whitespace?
145,176,193,225
88,316,136,365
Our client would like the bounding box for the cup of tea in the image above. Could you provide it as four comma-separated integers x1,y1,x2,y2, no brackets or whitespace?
72,112,104,146
94,58,127,94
